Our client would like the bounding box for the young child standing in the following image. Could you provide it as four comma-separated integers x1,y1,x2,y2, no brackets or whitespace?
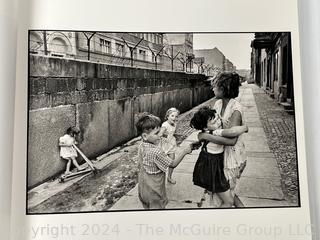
136,113,192,209
158,107,180,184
190,107,248,207
59,126,85,175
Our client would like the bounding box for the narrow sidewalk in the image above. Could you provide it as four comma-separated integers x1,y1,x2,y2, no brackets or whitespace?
111,84,294,210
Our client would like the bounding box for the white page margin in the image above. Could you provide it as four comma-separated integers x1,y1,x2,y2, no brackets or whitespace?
12,0,313,239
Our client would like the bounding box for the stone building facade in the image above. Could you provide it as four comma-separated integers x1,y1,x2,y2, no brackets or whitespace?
251,33,294,109
29,31,195,72
29,31,77,58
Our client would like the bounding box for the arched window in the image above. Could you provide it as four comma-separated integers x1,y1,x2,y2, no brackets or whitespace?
49,37,68,57
47,32,73,57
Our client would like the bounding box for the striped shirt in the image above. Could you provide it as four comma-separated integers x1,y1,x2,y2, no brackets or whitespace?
138,141,173,174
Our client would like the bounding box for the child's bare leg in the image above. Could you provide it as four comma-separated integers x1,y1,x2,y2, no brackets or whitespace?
167,167,176,184
217,190,234,208
70,156,83,171
234,194,244,207
209,192,214,206
167,153,176,184
65,159,71,174
228,177,244,207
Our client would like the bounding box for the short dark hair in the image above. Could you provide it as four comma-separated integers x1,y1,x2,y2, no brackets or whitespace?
66,127,73,135
66,126,80,135
135,113,161,135
190,107,216,130
214,72,241,98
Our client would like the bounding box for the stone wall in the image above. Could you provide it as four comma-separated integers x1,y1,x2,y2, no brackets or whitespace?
28,55,213,188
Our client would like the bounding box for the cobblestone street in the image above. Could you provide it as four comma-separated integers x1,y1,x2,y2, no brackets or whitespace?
252,87,298,204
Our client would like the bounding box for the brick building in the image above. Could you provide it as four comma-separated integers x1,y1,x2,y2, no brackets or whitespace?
194,47,236,76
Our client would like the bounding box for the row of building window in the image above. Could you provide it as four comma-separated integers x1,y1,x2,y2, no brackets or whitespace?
132,33,163,45
99,39,125,56
29,32,188,67
99,38,160,62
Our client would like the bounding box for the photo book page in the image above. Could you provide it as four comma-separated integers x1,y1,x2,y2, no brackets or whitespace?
10,0,313,239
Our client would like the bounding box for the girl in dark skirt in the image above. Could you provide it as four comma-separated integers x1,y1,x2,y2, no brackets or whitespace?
190,107,248,207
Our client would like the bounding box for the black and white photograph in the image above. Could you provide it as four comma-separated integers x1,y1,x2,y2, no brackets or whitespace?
27,31,300,214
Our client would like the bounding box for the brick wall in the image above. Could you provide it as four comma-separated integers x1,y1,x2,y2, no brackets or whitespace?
28,55,213,188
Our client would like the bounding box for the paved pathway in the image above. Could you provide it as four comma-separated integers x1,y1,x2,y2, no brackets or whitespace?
111,83,295,210
252,85,298,203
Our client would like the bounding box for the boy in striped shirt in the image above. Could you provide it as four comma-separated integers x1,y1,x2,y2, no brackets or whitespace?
136,113,192,209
